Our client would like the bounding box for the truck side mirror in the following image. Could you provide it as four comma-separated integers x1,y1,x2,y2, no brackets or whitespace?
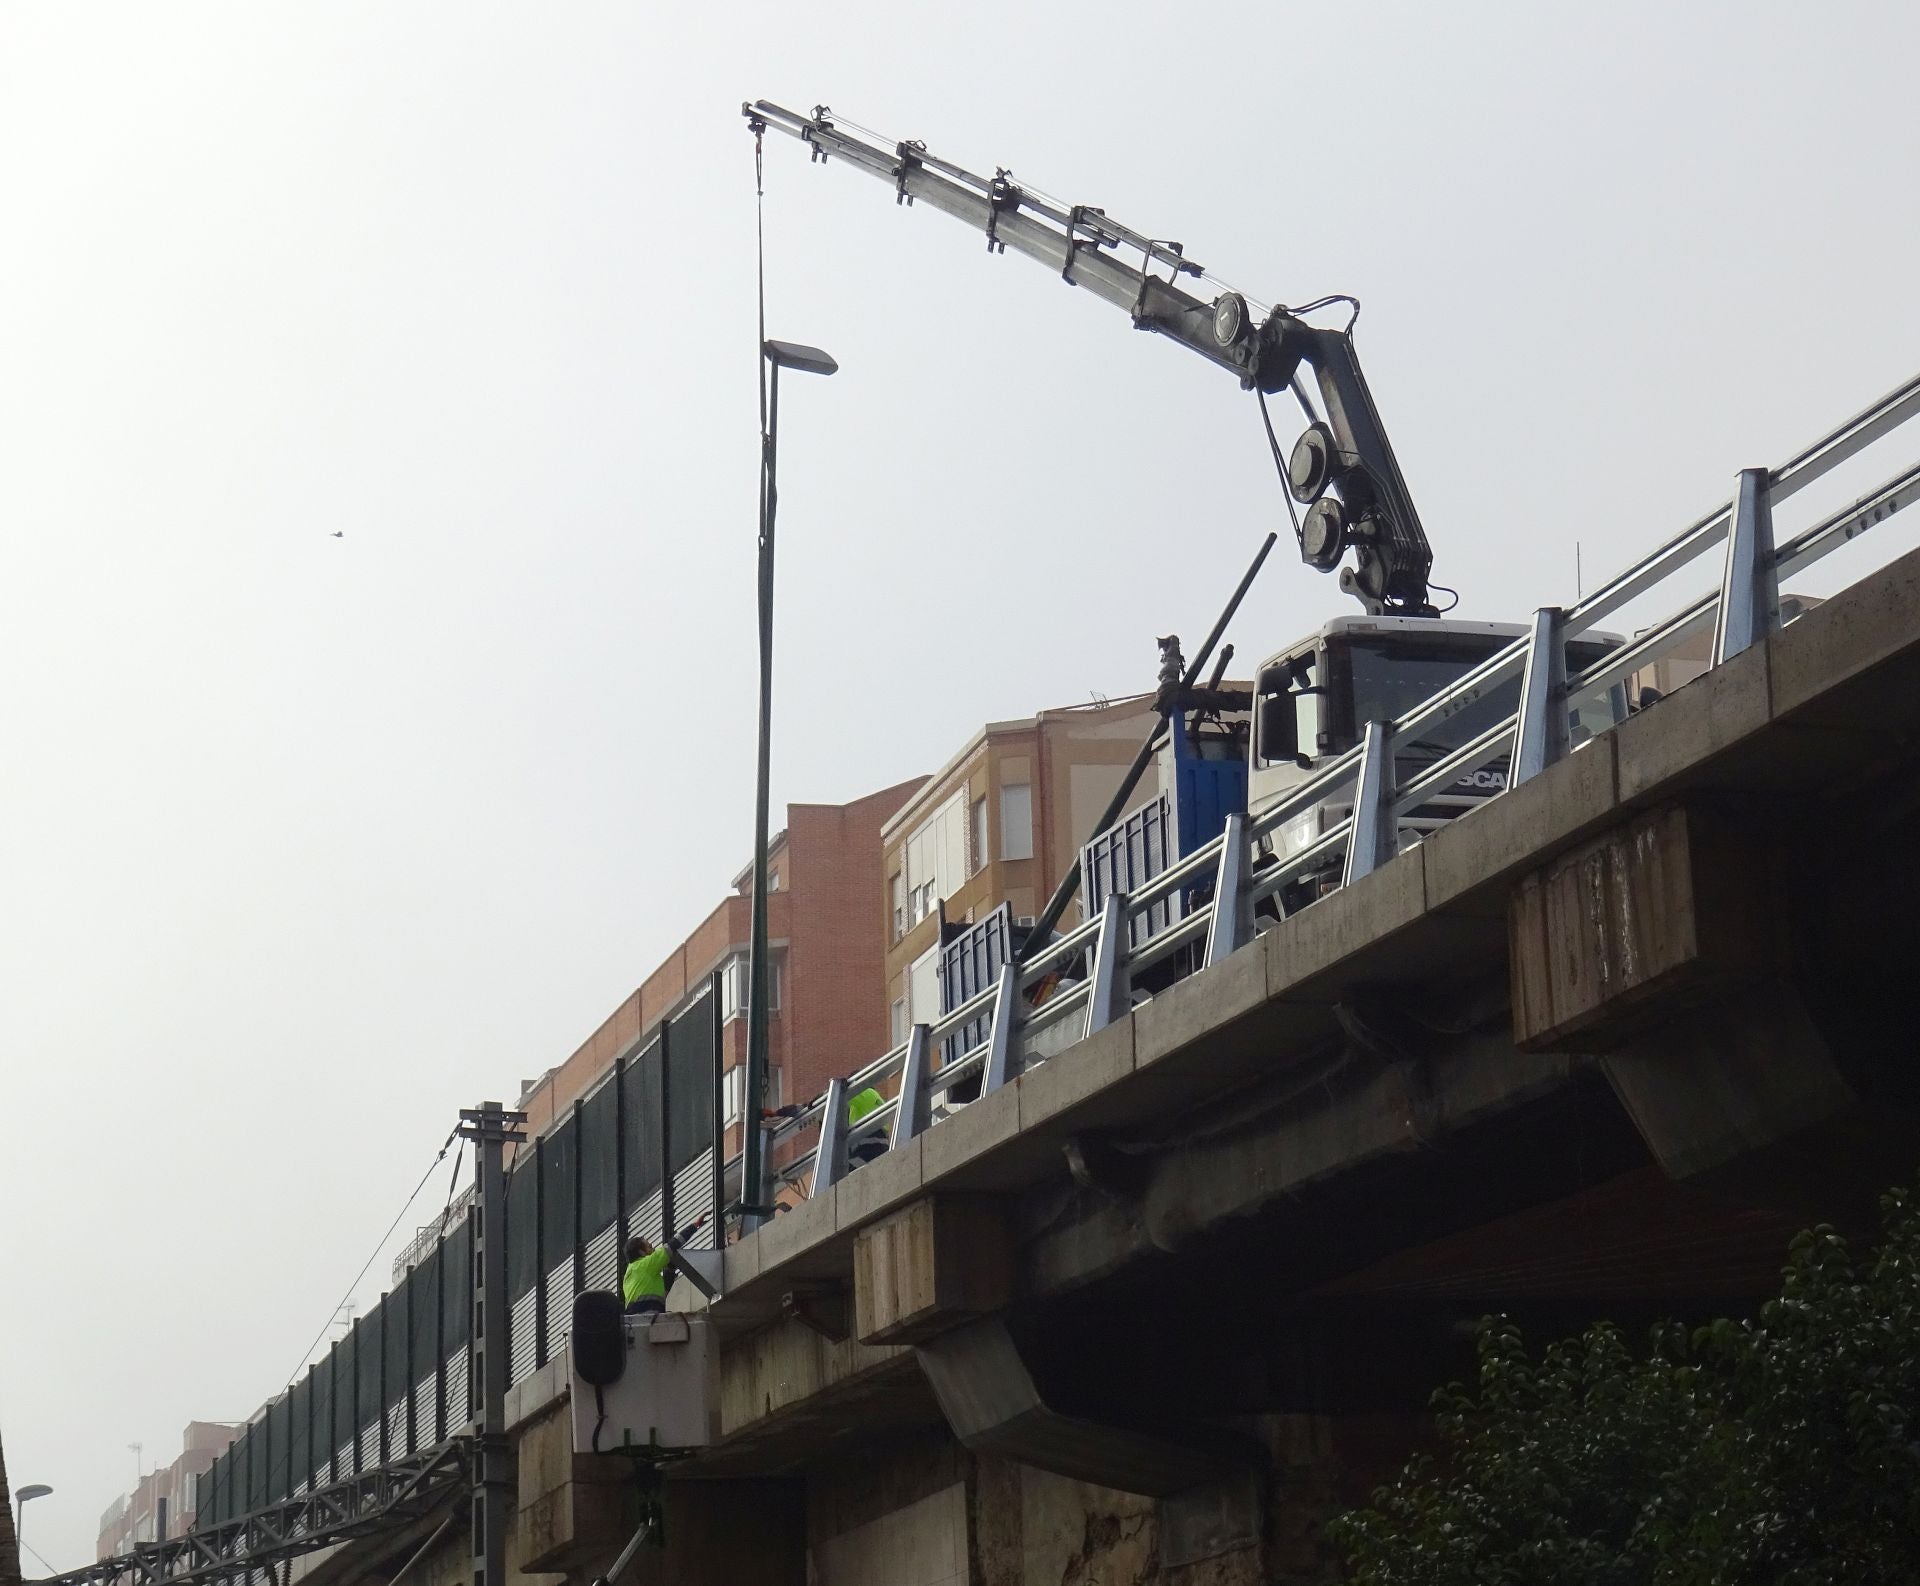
1258,691,1299,765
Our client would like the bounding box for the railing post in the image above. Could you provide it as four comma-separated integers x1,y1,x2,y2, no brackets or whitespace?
892,1025,932,1147
1203,815,1251,968
1343,719,1396,885
1512,606,1568,786
1085,892,1131,1036
810,1076,849,1197
982,963,1020,1092
1713,467,1779,664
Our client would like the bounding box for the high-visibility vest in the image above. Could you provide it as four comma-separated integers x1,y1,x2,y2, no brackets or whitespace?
622,1248,670,1305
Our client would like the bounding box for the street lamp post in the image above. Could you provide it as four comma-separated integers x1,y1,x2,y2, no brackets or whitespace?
742,337,837,1230
15,1483,52,1560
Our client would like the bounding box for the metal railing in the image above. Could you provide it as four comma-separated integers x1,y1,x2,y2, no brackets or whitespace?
739,369,1920,1208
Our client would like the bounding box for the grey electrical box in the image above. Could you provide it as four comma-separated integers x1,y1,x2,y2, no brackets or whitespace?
569,1311,721,1456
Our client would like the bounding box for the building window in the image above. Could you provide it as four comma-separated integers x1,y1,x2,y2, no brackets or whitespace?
1001,783,1034,861
718,954,780,1022
890,996,908,1047
890,870,907,941
908,945,940,1023
970,794,988,875
723,1062,781,1125
905,789,969,925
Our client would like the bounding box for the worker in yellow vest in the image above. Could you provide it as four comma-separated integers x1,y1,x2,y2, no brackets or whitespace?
621,1216,704,1315
765,1084,891,1170
847,1085,887,1166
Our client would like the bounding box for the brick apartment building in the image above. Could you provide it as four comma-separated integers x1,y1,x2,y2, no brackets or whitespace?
881,694,1163,1038
512,778,923,1164
96,1422,238,1558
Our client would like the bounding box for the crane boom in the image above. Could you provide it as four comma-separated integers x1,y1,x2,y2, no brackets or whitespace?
745,100,1439,616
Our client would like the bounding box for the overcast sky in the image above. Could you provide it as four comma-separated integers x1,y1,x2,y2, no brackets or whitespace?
5,1,1919,1570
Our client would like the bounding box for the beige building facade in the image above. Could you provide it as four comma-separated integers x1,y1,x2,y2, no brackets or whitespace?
879,694,1163,1042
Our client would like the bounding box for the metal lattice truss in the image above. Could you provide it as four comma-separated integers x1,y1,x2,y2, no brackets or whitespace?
52,1440,471,1586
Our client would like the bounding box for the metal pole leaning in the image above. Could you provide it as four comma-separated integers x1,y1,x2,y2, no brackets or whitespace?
1203,815,1251,967
1343,720,1396,884
892,1026,933,1147
810,1077,849,1198
1713,467,1779,664
1512,607,1568,786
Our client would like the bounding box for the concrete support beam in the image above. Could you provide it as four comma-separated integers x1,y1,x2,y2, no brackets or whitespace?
1602,984,1917,1219
916,1316,1258,1498
853,1196,1013,1346
1510,803,1778,1053
515,1402,634,1575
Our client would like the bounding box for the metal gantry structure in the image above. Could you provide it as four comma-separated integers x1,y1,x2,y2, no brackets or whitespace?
744,367,1920,1199
48,1443,471,1586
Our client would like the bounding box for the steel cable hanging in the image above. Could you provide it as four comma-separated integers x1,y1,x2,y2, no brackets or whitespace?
243,1129,465,1509
278,1128,460,1389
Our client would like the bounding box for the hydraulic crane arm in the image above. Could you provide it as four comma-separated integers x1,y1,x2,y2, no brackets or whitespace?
745,100,1439,616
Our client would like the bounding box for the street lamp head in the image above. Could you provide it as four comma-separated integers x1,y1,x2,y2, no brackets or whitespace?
17,1484,52,1503
762,338,838,377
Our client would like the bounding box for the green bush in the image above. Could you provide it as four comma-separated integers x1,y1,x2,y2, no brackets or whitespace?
1330,1184,1920,1584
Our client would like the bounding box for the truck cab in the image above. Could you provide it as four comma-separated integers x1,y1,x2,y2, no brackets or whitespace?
1250,615,1627,901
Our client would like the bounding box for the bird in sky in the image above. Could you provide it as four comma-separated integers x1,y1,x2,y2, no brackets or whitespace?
330,530,344,538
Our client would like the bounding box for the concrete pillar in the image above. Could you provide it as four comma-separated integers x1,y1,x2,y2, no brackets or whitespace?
1510,800,1918,1218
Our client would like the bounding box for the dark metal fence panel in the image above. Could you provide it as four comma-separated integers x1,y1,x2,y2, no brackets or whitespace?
273,1390,293,1503
311,1350,333,1488
1083,794,1180,947
542,1115,577,1288
939,904,1016,1063
668,990,715,1178
337,1321,358,1477
410,1246,441,1379
624,1036,664,1207
387,1273,413,1455
581,1081,618,1242
506,1160,538,1303
242,1420,260,1513
356,1307,381,1468
442,1218,471,1351
288,1374,312,1496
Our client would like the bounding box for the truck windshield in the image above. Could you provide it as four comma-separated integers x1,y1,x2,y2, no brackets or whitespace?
1348,639,1518,754
1348,637,1620,754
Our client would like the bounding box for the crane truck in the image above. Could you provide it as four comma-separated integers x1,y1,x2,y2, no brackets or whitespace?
745,101,1629,1022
